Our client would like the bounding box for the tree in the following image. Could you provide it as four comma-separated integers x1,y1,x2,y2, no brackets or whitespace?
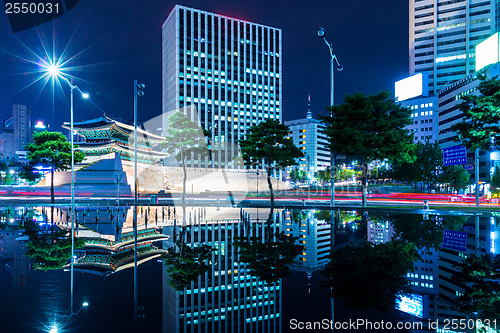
439,165,470,193
414,141,443,191
491,165,500,189
322,91,415,207
20,131,85,221
161,112,208,221
452,253,500,319
233,210,303,284
322,240,419,310
316,167,331,184
239,119,303,208
450,74,500,151
23,220,85,270
162,237,212,291
0,162,14,185
289,167,307,183
389,214,467,251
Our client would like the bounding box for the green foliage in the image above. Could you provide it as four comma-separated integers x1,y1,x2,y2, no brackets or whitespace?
289,167,307,183
161,112,208,207
233,231,303,284
440,165,470,192
316,167,331,183
450,75,500,150
161,112,208,164
415,141,442,186
322,91,415,206
21,131,85,178
0,162,15,184
337,167,359,181
390,141,442,187
452,253,500,319
239,119,303,169
389,214,467,251
23,221,85,271
322,91,414,165
314,209,332,222
491,165,500,188
323,240,419,310
290,209,309,224
162,240,212,291
239,119,303,206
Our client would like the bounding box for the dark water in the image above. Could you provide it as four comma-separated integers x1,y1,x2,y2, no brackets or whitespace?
0,206,498,333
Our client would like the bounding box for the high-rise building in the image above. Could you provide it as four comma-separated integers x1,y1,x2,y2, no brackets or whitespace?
395,73,439,143
12,104,30,152
437,62,500,183
162,5,282,168
0,104,31,163
409,0,499,95
284,94,330,178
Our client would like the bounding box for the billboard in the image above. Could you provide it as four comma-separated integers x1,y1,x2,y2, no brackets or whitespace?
476,33,500,72
395,73,428,102
396,294,424,318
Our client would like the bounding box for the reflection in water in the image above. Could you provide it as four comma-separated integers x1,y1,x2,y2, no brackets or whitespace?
162,210,283,332
323,240,420,311
0,205,499,332
162,235,213,291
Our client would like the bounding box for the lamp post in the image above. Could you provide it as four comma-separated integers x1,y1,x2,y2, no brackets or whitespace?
46,64,88,315
317,27,343,208
133,80,145,323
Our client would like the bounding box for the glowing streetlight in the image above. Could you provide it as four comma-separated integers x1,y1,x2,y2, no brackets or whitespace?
317,27,343,208
47,64,60,77
43,64,88,315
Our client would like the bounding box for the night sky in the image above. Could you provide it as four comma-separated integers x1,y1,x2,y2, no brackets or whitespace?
0,0,409,131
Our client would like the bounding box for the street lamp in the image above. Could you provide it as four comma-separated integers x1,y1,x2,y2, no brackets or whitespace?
133,80,145,323
45,63,88,315
317,27,343,208
46,301,89,333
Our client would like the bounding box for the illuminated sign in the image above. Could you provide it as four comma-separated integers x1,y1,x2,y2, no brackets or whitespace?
395,73,428,102
476,33,500,72
396,294,423,318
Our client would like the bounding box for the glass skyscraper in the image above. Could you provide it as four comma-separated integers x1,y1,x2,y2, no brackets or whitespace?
162,5,282,168
409,0,499,95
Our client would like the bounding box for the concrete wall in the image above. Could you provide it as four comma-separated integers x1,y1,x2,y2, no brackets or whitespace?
41,153,291,195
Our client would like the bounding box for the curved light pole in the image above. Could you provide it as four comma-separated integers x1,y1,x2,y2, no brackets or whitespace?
317,27,343,208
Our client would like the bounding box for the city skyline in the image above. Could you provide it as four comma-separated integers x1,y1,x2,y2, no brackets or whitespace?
0,0,408,132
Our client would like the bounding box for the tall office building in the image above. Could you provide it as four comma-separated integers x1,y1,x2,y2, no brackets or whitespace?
409,0,499,95
0,104,30,163
395,73,439,143
284,94,330,177
162,5,282,168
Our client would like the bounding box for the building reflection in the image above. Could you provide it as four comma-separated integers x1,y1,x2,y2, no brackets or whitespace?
362,213,500,333
284,210,331,273
161,209,282,333
0,225,30,287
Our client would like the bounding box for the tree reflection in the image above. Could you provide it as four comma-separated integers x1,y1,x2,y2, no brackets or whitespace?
388,214,467,251
23,221,84,271
323,240,420,310
233,211,303,283
162,230,213,291
453,253,500,319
